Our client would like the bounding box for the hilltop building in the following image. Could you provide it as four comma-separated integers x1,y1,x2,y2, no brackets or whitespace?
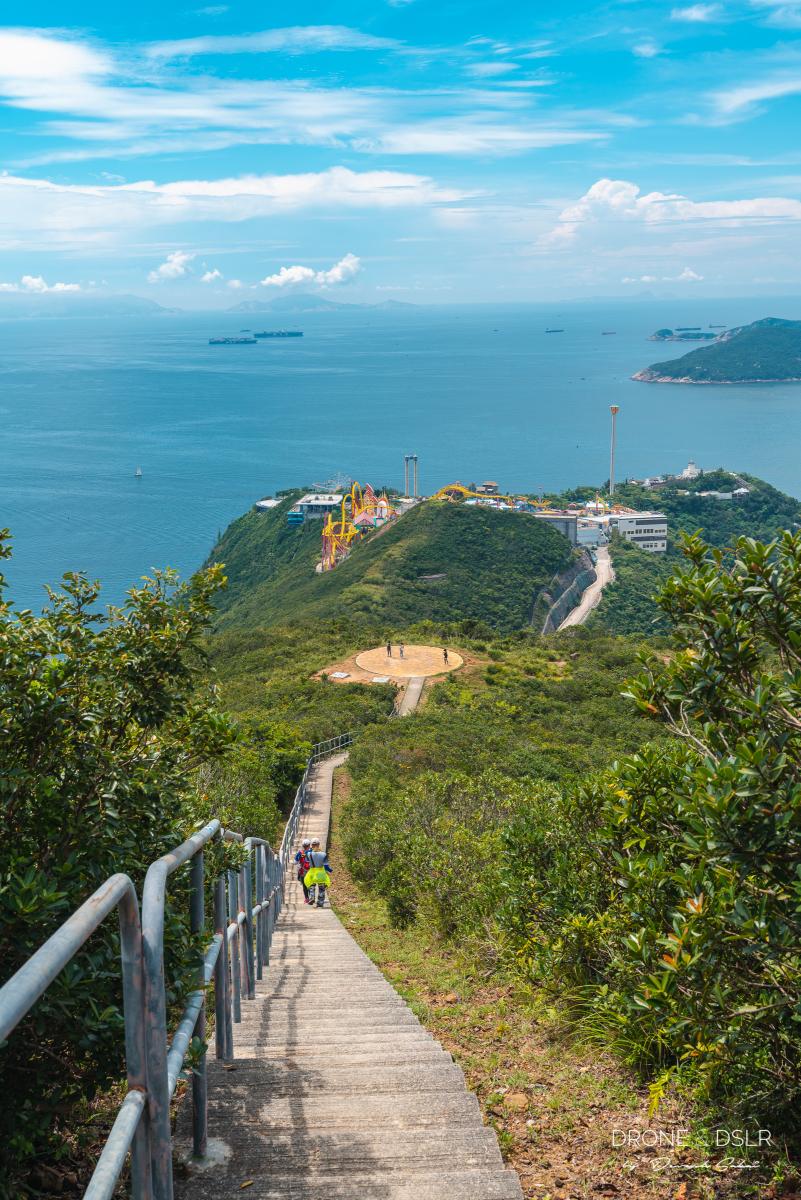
580,510,668,552
287,493,344,525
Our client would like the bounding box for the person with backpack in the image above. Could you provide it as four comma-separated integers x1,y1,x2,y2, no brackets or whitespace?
295,839,312,904
304,837,332,908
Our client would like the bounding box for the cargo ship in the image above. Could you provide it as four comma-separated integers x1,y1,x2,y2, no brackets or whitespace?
209,336,257,345
253,330,303,338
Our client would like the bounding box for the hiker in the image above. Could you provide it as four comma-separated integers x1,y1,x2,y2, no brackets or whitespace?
295,839,312,904
304,837,332,908
442,647,449,664
399,643,405,659
386,641,392,657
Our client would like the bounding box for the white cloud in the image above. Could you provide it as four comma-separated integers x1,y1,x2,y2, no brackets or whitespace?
259,265,317,288
670,4,723,20
260,253,361,289
316,252,361,285
633,42,662,57
544,178,801,245
227,279,243,289
466,62,520,77
0,169,465,250
0,274,80,292
201,268,223,282
623,266,704,282
147,26,402,59
749,0,801,27
0,29,614,169
354,122,603,155
148,250,195,282
712,74,801,117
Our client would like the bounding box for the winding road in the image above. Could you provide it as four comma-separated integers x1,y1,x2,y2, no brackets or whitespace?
557,545,615,630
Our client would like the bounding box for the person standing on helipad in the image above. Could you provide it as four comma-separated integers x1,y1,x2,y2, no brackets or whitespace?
442,647,449,665
386,641,392,657
399,643,405,659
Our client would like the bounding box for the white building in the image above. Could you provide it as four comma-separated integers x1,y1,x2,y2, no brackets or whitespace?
293,493,344,517
255,497,280,510
581,511,668,553
610,512,667,552
680,460,701,480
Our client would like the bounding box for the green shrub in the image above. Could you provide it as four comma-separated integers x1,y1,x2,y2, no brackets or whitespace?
0,541,235,1189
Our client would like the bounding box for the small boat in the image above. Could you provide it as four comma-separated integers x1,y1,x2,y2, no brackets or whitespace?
545,328,564,333
209,336,257,345
602,330,616,335
135,466,142,478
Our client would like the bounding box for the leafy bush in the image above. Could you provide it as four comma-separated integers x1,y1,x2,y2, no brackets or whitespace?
0,541,235,1188
195,717,311,844
510,532,801,1131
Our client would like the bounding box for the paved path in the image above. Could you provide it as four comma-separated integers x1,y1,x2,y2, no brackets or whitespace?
557,545,615,630
176,748,522,1200
396,675,425,715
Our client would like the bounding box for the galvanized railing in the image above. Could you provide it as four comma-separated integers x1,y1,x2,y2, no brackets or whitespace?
279,730,355,882
0,732,355,1200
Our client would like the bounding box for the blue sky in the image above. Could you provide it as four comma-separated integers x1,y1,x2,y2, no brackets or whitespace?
2,1,801,303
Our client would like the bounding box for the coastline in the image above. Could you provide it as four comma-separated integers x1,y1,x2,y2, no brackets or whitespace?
632,371,801,384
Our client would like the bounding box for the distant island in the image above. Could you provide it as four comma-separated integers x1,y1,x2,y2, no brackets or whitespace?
648,327,718,342
0,293,176,319
634,317,801,384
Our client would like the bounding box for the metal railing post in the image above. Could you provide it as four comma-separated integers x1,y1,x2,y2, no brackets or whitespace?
227,869,242,1022
254,844,264,980
213,875,231,1063
240,860,255,1000
189,853,207,1160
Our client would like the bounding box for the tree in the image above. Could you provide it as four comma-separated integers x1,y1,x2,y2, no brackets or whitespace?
0,536,235,1188
612,532,801,1124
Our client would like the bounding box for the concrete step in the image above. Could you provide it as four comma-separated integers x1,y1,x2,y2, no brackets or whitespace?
179,1127,504,1173
202,1061,471,1096
230,1031,436,1053
219,1047,452,1068
203,1091,481,1129
233,1011,423,1034
177,1170,523,1200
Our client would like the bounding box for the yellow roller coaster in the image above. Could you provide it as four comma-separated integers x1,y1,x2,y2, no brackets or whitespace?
430,482,553,508
321,482,397,571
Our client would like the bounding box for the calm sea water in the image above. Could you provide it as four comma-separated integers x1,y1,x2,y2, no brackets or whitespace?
2,298,800,610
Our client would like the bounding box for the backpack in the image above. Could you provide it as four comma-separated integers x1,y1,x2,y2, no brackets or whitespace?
297,850,310,879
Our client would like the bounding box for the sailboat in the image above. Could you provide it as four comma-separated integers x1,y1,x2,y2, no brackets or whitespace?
135,466,143,478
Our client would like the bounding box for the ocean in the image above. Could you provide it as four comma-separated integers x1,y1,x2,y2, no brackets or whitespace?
2,298,800,611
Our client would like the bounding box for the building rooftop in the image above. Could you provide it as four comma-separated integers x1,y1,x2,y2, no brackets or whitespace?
298,493,344,506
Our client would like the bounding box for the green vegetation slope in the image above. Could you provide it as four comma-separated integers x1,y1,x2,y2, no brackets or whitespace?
210,497,575,634
634,316,801,383
585,470,801,633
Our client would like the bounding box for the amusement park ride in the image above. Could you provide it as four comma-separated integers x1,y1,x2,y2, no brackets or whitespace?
320,482,398,571
318,480,636,572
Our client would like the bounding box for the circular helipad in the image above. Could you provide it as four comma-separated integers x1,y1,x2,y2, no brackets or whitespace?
355,644,463,679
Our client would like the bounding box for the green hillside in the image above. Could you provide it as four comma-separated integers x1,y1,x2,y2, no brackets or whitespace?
209,496,575,633
588,471,801,633
634,316,801,383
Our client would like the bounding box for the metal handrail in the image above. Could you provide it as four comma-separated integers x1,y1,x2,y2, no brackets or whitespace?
0,732,354,1200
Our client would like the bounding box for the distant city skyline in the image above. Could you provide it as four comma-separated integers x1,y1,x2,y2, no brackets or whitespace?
2,1,801,304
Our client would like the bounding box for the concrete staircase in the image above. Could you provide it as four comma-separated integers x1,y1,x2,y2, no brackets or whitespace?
176,752,522,1200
